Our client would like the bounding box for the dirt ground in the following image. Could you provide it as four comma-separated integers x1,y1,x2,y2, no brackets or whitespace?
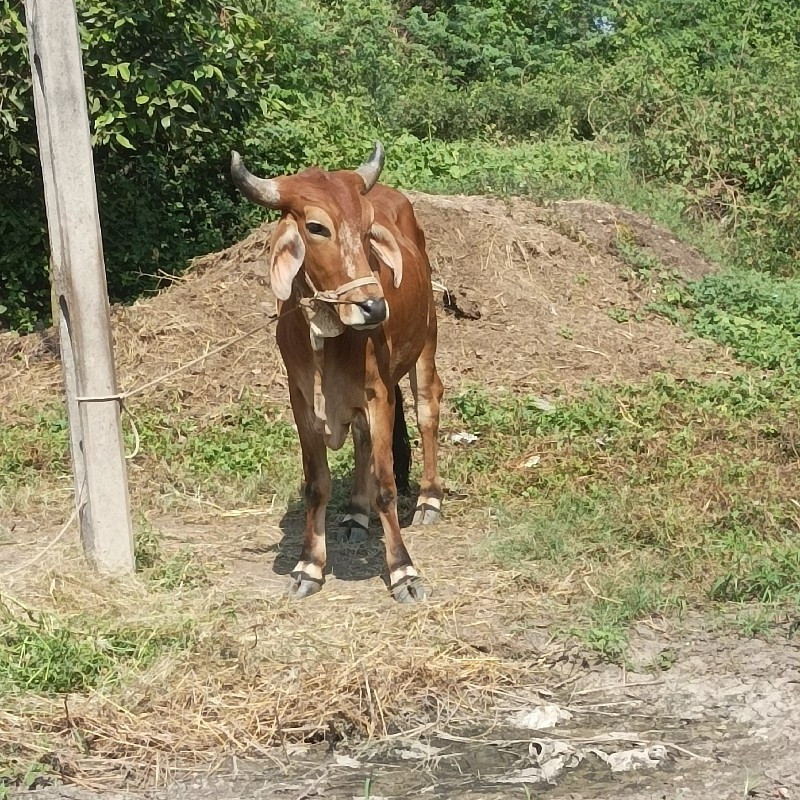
3,193,796,799
17,569,800,800
0,191,733,420
7,508,800,800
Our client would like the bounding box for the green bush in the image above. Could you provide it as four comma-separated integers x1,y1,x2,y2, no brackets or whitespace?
4,0,800,330
1,0,273,330
0,0,615,331
674,269,800,371
591,0,800,274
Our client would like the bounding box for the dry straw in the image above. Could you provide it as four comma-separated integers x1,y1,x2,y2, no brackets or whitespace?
1,557,551,787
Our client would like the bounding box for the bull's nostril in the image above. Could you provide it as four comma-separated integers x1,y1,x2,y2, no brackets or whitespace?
357,297,387,323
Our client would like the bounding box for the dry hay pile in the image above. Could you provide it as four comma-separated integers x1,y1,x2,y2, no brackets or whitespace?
0,192,725,419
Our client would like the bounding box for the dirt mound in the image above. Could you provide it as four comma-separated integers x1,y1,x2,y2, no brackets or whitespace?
550,198,715,281
0,194,727,416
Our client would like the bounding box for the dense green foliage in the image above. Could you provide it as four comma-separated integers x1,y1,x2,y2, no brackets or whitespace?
2,0,800,329
1,0,274,328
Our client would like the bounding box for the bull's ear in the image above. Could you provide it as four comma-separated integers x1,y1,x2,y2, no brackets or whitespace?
370,222,403,287
270,217,305,300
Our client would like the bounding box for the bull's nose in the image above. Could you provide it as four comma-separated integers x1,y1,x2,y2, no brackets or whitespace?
356,297,387,324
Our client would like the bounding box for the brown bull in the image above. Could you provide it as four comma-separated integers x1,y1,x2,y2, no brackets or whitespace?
230,143,443,603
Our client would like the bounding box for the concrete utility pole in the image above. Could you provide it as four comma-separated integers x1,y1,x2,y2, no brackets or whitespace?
25,0,135,573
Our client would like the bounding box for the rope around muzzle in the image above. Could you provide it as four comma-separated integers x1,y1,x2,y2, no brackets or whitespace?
298,273,381,307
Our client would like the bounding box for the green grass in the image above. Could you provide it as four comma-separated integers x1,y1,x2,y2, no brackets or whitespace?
0,758,51,797
0,395,369,514
0,407,71,502
432,245,800,659
0,397,304,511
0,582,202,790
464,373,800,655
0,601,194,695
133,519,210,589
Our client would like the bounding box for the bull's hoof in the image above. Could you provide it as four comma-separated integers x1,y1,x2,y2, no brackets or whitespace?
288,570,323,599
390,574,428,604
412,502,442,526
335,520,369,544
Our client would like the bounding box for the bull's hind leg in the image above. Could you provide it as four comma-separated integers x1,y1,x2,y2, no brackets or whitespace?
336,411,371,544
368,390,427,603
410,335,444,526
287,381,330,599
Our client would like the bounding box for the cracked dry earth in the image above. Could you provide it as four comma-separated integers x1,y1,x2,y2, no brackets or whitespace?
20,622,800,800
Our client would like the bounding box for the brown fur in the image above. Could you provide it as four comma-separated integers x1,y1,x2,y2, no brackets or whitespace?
233,152,444,600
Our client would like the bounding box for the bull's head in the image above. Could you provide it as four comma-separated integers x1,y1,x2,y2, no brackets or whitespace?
230,143,403,332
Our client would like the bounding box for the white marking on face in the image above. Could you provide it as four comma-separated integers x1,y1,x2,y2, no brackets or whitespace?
343,512,370,529
339,223,361,279
294,560,323,581
390,565,419,586
338,303,369,328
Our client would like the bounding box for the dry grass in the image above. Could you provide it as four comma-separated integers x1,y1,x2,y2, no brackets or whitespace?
0,524,553,788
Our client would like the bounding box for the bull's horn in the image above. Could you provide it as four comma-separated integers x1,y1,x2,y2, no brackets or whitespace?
355,141,385,192
230,151,281,208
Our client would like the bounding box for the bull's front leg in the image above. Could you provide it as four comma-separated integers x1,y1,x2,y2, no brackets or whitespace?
368,390,427,603
336,411,371,544
288,380,330,599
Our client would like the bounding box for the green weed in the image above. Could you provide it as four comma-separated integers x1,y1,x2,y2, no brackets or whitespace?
711,531,800,603
134,518,163,570
460,360,800,657
670,269,800,371
0,758,51,796
0,397,304,511
135,402,298,480
730,606,785,638
0,604,194,694
149,552,210,590
0,407,70,490
606,307,631,324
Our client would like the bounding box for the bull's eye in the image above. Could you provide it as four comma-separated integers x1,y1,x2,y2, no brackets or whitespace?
306,221,330,238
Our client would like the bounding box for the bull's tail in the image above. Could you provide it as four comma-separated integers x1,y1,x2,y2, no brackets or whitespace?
392,384,412,494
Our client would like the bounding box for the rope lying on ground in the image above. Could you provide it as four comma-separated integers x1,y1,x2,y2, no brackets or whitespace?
76,318,276,405
0,477,85,583
0,508,78,582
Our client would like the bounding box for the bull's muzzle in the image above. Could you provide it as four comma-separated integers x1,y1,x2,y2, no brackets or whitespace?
352,297,388,328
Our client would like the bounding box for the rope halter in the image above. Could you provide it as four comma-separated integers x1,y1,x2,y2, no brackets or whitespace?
298,273,381,308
